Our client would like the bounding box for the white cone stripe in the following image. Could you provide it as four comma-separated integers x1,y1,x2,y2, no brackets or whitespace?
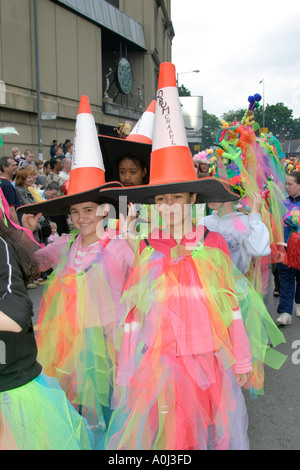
152,87,188,151
130,111,155,140
72,113,105,171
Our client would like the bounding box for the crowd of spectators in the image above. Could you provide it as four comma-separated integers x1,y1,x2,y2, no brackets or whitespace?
0,140,73,287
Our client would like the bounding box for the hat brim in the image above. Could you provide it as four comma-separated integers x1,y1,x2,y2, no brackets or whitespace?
99,177,239,204
99,135,151,182
17,181,123,216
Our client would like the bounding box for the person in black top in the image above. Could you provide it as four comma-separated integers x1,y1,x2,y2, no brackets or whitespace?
0,214,93,450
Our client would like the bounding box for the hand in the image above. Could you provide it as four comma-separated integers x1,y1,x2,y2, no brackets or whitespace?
235,372,251,387
119,203,138,251
250,193,262,214
21,213,42,232
119,203,138,236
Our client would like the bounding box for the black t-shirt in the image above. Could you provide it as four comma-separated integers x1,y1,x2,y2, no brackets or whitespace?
0,237,42,391
0,178,21,210
0,178,22,225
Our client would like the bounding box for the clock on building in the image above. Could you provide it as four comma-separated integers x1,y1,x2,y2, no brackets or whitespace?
115,57,134,95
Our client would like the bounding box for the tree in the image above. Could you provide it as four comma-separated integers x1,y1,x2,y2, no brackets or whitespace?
222,102,300,140
178,84,191,97
201,110,222,149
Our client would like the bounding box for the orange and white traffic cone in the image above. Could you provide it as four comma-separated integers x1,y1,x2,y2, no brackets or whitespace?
150,62,197,185
126,99,156,144
68,95,106,195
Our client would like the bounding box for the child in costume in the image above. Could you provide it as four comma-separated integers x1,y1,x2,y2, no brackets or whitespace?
202,193,286,394
276,171,300,325
201,106,287,394
100,63,258,450
0,189,93,450
19,96,134,448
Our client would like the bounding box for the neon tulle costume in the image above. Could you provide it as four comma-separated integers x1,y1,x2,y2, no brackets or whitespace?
35,232,131,443
105,227,255,450
0,374,93,450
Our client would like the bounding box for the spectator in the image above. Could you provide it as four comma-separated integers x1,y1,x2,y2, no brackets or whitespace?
50,140,57,158
15,167,50,244
53,145,64,159
34,159,44,175
276,171,300,326
18,149,35,169
59,157,72,184
0,156,22,224
46,158,63,195
44,182,59,200
11,146,22,165
44,182,70,236
64,141,73,159
47,221,60,244
36,160,51,188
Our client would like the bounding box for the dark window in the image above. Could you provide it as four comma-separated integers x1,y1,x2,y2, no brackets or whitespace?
105,0,119,8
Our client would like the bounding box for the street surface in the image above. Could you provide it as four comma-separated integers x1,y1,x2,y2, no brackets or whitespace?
29,269,300,450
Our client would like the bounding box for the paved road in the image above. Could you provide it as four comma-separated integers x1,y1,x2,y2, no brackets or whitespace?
28,270,300,450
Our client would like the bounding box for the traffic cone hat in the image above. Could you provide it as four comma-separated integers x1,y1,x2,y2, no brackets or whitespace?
99,63,239,204
99,100,155,183
18,95,122,216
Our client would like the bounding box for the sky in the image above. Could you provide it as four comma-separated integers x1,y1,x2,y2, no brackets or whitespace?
171,0,300,119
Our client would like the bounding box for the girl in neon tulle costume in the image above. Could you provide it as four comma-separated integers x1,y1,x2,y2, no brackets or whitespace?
98,63,266,450
211,94,287,282
201,160,286,397
0,137,93,450
19,97,133,449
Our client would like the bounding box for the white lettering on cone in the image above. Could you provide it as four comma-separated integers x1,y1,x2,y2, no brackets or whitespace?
153,87,188,151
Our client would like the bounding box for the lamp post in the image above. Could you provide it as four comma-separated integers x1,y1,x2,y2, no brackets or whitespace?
177,70,200,89
34,0,43,160
259,78,265,128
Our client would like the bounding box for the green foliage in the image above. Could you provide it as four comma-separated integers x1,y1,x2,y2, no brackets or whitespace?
222,102,300,140
178,85,191,97
201,110,222,149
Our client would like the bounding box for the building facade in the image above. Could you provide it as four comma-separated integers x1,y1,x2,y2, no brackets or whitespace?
0,0,174,159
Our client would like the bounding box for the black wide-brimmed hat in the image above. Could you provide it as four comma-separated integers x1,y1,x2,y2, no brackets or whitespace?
99,100,156,183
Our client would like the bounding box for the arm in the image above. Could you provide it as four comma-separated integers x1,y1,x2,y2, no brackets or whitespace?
0,310,22,333
119,203,138,252
242,193,271,257
0,237,34,332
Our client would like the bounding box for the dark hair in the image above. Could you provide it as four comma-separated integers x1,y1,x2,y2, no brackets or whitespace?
0,218,39,283
49,158,60,170
118,155,149,184
288,171,300,184
0,156,14,173
46,182,59,191
43,160,50,169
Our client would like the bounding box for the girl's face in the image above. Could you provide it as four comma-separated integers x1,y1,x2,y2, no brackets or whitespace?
154,192,197,228
119,157,147,186
70,202,103,239
285,175,300,198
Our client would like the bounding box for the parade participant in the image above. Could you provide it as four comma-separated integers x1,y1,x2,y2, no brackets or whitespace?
202,192,286,393
276,171,300,325
193,150,212,177
19,96,133,448
100,62,256,450
0,185,93,450
99,100,155,186
99,100,156,236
